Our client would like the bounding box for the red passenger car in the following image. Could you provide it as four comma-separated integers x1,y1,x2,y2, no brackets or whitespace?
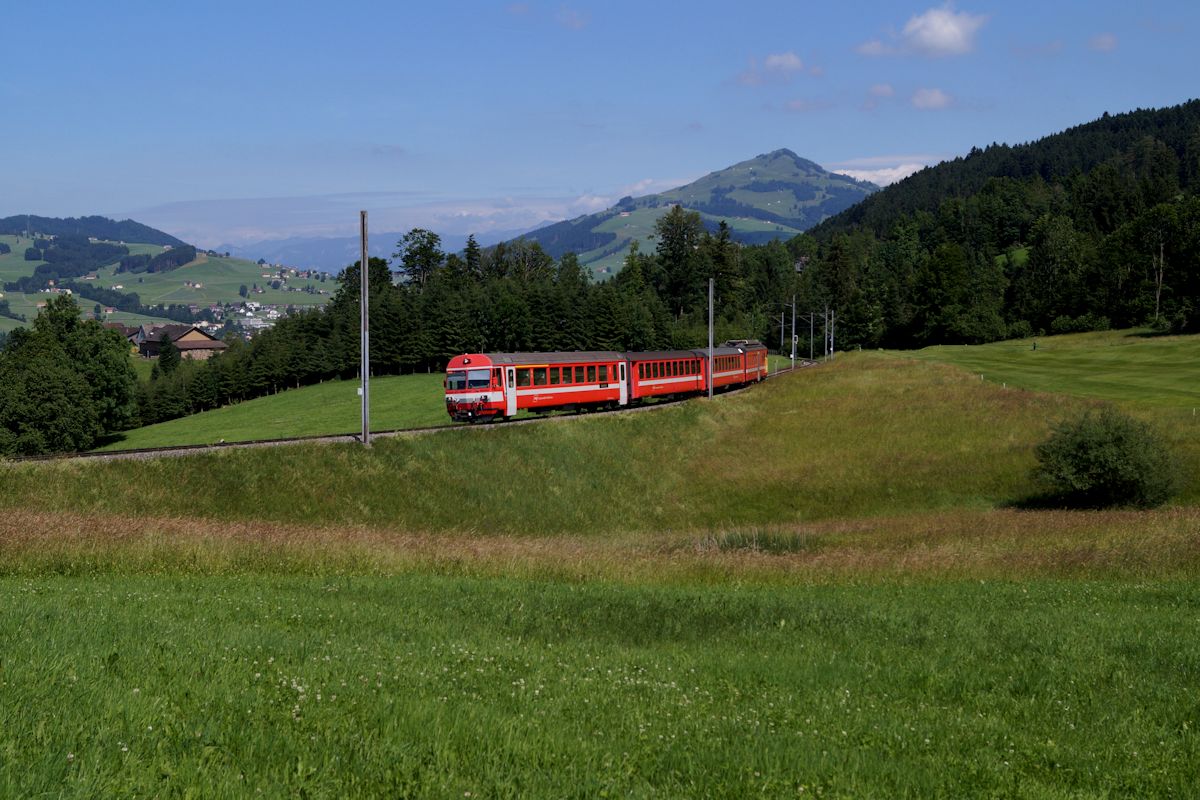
444,351,627,422
444,341,770,422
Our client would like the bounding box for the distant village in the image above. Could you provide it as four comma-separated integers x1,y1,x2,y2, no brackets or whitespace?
27,257,334,341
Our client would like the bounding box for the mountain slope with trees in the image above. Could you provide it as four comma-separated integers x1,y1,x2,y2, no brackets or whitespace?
520,149,877,274
794,99,1200,348
0,215,186,248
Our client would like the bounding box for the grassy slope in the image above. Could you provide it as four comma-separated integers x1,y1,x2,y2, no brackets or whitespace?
91,253,333,307
3,339,1199,795
908,329,1200,408
582,207,803,275
12,351,1198,530
98,373,449,450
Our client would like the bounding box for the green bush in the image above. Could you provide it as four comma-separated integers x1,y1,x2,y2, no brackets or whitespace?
1034,407,1180,508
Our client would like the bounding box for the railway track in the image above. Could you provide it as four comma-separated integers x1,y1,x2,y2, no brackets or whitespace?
7,362,816,464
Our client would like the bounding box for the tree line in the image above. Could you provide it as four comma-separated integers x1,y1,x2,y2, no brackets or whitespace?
135,213,798,425
793,101,1200,348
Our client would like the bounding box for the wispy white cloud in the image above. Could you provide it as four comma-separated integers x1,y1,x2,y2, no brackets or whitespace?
556,6,589,30
127,176,698,248
1012,39,1064,57
912,87,953,109
784,98,835,113
827,154,941,185
858,4,988,57
737,50,810,86
764,51,804,72
834,164,928,186
369,144,407,159
862,82,895,110
1089,32,1118,52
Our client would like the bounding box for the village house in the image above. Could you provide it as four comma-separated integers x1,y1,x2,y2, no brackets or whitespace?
133,324,229,361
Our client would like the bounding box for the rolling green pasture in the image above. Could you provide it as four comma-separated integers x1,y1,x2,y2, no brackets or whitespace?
98,373,449,450
0,235,44,282
1,572,1196,797
909,329,1200,408
11,352,1196,530
3,337,1199,795
91,253,333,307
583,208,803,275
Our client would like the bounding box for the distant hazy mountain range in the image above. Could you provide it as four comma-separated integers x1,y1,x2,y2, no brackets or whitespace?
219,149,876,274
518,149,878,274
218,229,534,273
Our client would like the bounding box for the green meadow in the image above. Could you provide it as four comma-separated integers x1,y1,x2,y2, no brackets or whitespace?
91,252,333,307
909,329,1200,408
98,373,450,450
2,333,1199,795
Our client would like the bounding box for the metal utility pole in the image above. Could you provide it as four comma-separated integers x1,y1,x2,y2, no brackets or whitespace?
359,211,370,446
830,308,836,360
809,312,814,361
707,278,714,399
790,294,796,368
779,311,785,365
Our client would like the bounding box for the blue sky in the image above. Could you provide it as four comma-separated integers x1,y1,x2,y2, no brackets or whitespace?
2,0,1197,246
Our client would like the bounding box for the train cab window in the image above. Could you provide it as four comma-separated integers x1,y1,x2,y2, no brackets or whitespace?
599,365,609,383
587,366,596,382
550,367,560,385
533,367,547,386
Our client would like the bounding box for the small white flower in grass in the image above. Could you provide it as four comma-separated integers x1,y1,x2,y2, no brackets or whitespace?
67,753,74,762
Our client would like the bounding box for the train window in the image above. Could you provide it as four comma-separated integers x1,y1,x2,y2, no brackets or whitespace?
638,363,645,379
673,362,680,376
517,368,531,387
550,367,560,385
599,365,608,382
654,363,661,379
587,366,596,382
533,367,547,386
575,366,585,383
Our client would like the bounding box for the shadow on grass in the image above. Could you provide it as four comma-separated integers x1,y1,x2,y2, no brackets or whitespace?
91,432,128,449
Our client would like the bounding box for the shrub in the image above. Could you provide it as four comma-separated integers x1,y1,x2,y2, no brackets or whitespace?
1034,407,1180,508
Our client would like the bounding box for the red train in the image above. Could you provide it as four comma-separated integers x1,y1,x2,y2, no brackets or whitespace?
444,341,768,422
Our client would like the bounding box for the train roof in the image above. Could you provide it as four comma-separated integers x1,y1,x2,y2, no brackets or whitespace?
622,350,705,362
690,346,746,358
460,352,624,367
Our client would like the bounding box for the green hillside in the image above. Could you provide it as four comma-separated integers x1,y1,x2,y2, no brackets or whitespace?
909,329,1200,408
98,373,448,450
4,335,1200,795
524,148,876,275
90,252,334,308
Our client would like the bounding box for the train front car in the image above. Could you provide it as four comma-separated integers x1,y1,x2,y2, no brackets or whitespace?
444,354,506,422
446,351,628,422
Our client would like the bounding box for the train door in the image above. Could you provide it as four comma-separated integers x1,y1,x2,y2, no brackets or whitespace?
505,368,517,416
618,362,628,406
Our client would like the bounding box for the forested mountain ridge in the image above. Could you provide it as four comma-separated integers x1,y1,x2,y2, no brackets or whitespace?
792,99,1200,349
521,149,877,274
811,100,1200,240
0,215,186,248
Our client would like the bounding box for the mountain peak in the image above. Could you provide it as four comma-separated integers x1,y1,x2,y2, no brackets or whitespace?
519,149,878,274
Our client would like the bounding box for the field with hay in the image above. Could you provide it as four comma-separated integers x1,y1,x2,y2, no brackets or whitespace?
2,337,1198,796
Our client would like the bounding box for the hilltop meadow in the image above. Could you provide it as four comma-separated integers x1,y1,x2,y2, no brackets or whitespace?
2,333,1199,796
